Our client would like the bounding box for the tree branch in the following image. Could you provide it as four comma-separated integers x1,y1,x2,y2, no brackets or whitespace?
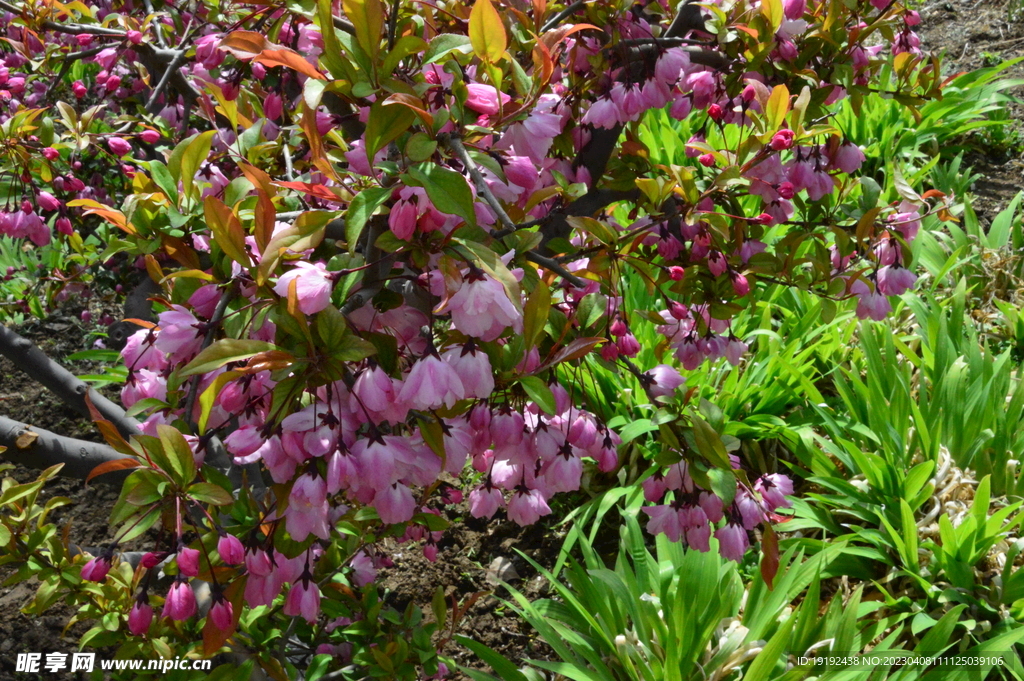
541,0,585,32
442,134,518,234
0,325,140,439
524,251,587,288
0,416,130,482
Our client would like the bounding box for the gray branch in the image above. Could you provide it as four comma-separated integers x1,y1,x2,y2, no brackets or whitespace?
0,416,130,483
0,324,140,439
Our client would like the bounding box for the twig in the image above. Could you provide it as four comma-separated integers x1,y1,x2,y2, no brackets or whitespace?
141,0,166,48
332,15,357,35
524,251,587,288
541,0,585,32
0,324,140,439
144,47,188,114
0,416,130,482
442,134,517,233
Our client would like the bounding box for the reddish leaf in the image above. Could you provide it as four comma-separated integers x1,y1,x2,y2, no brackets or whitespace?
66,199,136,235
382,93,434,128
760,524,780,590
218,31,270,59
273,181,345,202
538,337,604,371
255,49,326,81
539,23,598,52
86,458,141,484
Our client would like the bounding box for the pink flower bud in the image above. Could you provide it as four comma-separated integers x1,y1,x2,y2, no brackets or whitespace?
128,597,153,636
777,181,796,200
177,546,200,577
141,551,168,569
80,310,92,323
107,137,132,156
668,266,685,281
139,129,161,144
127,30,143,44
72,80,87,99
707,103,724,121
80,556,111,582
208,595,234,631
770,129,795,151
217,534,245,565
699,154,715,167
36,191,61,212
42,147,59,161
162,579,197,621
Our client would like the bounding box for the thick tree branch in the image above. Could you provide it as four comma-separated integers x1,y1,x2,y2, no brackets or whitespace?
0,325,140,439
0,416,130,482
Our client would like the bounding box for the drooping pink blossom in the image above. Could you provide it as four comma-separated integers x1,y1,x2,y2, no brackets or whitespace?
162,578,197,621
273,261,333,314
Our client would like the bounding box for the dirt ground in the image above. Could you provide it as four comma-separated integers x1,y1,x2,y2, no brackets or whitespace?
1,1,1023,679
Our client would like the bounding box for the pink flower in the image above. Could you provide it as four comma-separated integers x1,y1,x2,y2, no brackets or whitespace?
72,80,87,98
832,142,865,173
208,595,234,630
398,354,465,410
582,97,619,129
648,364,685,400
153,305,204,361
107,137,132,156
856,291,892,321
442,343,495,399
35,191,60,212
643,505,683,541
273,262,333,314
389,198,418,240
469,484,504,519
770,129,795,151
287,473,331,541
218,534,245,565
284,575,320,623
784,0,806,19
80,555,112,582
876,265,917,296
350,551,377,587
373,482,416,524
128,597,153,636
715,522,749,561
442,273,522,341
162,579,197,620
755,473,794,510
177,546,200,577
506,487,551,526
464,83,510,115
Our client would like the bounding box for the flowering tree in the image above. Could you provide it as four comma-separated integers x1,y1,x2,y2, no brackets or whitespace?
0,0,947,676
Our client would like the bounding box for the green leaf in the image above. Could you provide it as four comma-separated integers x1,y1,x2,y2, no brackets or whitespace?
689,413,732,470
707,466,736,507
187,482,234,506
342,0,384,60
365,98,415,166
180,130,216,204
157,424,196,487
454,636,528,681
469,0,506,64
618,419,657,444
345,186,391,251
424,34,473,64
407,163,477,228
180,340,279,376
520,376,556,415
